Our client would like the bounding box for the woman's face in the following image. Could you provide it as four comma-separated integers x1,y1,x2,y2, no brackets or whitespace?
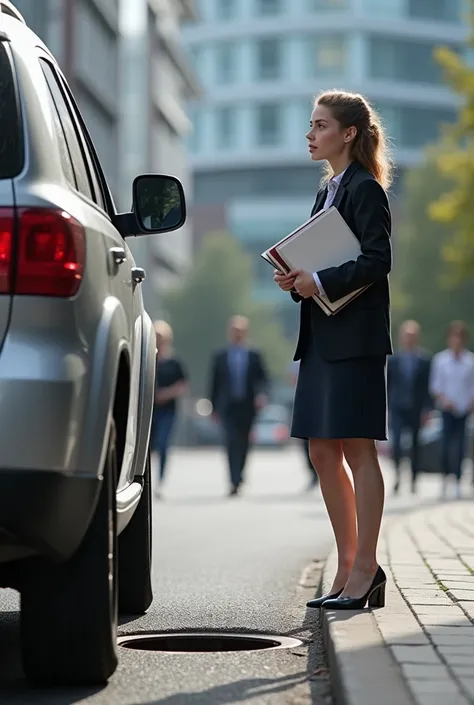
306,103,350,162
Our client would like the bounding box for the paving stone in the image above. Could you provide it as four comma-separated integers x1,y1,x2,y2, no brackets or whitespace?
449,590,474,602
409,680,464,695
411,604,464,615
417,613,472,627
459,679,474,698
437,648,473,665
451,666,474,678
401,589,454,606
423,626,474,637
402,664,450,680
413,695,469,705
457,602,474,621
390,645,440,664
430,634,474,647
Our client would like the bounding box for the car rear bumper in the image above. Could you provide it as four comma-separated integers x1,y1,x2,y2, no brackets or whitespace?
0,469,101,563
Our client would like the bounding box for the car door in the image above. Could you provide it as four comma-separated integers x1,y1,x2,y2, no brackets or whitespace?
39,57,142,492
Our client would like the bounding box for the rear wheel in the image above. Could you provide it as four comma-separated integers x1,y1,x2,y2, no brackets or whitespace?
118,449,153,614
20,422,118,686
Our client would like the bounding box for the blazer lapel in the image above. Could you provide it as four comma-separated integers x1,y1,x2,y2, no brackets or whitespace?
311,188,327,216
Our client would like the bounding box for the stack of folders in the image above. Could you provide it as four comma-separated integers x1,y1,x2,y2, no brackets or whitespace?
261,206,370,316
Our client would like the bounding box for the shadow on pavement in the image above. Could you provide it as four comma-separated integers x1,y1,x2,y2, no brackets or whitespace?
133,671,311,705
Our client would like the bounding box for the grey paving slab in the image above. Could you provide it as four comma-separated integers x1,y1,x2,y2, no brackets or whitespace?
389,645,440,664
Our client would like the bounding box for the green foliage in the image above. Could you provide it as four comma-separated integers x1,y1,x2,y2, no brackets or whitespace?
429,5,474,278
163,231,292,397
391,153,474,352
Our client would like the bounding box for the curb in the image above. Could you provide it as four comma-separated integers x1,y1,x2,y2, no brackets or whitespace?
320,549,416,705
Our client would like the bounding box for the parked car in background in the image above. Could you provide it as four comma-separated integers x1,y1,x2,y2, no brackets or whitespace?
251,404,291,448
0,2,186,687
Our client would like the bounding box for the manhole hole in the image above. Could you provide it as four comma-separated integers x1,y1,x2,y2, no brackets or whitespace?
118,632,303,653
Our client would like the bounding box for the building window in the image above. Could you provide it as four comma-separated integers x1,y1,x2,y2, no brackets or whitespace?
312,36,347,76
216,43,236,84
408,0,461,22
377,103,456,148
256,39,282,81
256,103,282,146
255,0,281,17
311,0,347,10
368,38,456,85
215,106,236,148
216,0,236,20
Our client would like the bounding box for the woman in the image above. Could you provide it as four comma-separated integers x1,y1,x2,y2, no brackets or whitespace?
275,90,393,610
152,320,188,496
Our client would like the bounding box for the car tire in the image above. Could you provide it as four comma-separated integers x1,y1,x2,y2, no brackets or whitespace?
118,449,153,615
20,422,119,686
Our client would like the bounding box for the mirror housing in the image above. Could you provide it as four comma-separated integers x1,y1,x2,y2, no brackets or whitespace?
113,174,186,238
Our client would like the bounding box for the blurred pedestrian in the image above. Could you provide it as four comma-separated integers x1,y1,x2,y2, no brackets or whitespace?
152,320,188,497
430,321,474,499
209,315,269,497
275,91,392,610
287,360,319,491
387,320,432,494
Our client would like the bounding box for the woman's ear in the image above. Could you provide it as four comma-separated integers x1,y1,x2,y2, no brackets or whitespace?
344,126,357,144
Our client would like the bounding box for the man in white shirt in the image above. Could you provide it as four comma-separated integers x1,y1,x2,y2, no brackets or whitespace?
430,321,474,497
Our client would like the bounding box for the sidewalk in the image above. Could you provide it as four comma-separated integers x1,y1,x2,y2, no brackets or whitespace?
321,500,474,705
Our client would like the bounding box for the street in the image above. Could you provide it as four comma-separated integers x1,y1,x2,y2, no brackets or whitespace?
0,446,448,704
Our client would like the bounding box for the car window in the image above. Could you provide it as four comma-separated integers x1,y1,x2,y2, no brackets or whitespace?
0,42,24,178
55,74,108,213
40,70,77,189
40,60,94,202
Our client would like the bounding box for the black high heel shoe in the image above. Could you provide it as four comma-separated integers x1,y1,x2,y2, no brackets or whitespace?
306,589,343,609
322,566,387,610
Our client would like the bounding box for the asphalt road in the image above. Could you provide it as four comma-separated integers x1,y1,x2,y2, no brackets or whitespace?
0,445,447,705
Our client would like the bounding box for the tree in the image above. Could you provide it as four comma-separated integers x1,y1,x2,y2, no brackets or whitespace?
163,231,293,397
391,152,474,353
429,1,474,280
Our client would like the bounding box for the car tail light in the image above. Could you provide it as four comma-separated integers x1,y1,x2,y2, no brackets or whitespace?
274,423,289,442
16,208,85,297
0,208,14,294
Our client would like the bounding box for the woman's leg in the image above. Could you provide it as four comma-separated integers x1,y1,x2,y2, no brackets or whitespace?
341,438,385,597
156,411,176,483
309,438,357,592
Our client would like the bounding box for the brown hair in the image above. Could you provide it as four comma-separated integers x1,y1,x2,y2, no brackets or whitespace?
315,90,393,190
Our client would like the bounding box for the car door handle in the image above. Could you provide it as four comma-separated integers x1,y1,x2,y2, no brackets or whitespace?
131,267,146,284
110,247,126,265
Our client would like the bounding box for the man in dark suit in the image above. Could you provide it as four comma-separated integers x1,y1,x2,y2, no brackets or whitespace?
210,315,269,496
387,320,432,494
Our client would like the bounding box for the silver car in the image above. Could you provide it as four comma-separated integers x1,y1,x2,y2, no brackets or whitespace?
0,2,186,687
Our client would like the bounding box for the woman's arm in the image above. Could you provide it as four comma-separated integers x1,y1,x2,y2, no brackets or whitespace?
155,380,188,404
316,179,392,303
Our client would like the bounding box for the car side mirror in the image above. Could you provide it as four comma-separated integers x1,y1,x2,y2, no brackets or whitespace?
113,174,186,238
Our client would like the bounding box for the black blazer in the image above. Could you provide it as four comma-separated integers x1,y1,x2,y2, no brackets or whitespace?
293,162,393,362
209,348,269,419
387,350,433,415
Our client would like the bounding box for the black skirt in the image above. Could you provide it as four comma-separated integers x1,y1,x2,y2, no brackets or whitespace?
291,334,387,441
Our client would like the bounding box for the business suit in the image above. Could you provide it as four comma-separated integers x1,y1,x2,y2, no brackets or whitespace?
291,161,392,441
387,350,432,487
210,347,268,489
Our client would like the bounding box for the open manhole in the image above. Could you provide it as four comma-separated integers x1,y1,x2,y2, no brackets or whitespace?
118,632,303,653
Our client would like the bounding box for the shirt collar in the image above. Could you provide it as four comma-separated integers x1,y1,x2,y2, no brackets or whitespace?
330,166,349,188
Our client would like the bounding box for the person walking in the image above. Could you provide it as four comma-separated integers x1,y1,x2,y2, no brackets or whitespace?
430,321,474,499
275,90,392,610
151,320,188,497
387,320,432,494
209,315,269,497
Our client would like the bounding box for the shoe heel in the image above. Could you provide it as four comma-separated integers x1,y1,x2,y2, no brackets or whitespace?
368,583,386,608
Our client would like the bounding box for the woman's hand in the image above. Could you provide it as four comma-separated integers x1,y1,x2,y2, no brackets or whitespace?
292,269,319,299
274,270,296,292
